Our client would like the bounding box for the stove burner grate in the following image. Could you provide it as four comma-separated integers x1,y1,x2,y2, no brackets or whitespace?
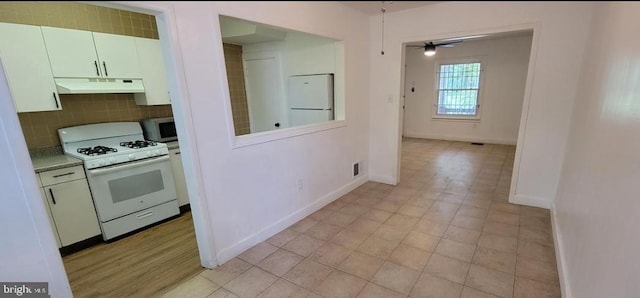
120,140,157,149
77,146,118,156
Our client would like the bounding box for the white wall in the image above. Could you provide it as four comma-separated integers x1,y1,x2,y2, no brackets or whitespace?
553,2,640,297
164,2,370,263
368,2,594,208
0,62,72,296
403,34,532,145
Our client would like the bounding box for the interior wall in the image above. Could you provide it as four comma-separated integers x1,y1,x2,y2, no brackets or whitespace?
1,2,171,151
403,34,532,145
367,2,595,208
162,2,370,263
222,43,250,136
242,31,338,129
553,2,640,297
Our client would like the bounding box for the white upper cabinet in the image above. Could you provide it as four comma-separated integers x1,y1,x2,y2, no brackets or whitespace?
41,26,100,78
0,23,61,112
92,32,141,79
134,37,171,105
42,27,141,79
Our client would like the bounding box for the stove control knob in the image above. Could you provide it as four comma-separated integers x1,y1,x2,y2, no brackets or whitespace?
109,157,116,164
128,154,135,160
154,150,161,156
99,159,107,166
146,151,153,157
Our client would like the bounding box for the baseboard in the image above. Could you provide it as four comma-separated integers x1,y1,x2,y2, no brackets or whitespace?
215,175,369,263
179,204,191,213
550,202,571,298
368,174,396,185
510,194,552,209
403,132,517,145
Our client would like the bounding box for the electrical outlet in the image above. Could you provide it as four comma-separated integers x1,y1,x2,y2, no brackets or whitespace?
353,162,360,177
297,179,303,190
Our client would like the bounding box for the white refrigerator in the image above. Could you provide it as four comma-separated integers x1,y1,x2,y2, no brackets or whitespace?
288,74,334,126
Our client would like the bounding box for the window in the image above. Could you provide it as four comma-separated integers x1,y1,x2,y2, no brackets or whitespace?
435,61,483,119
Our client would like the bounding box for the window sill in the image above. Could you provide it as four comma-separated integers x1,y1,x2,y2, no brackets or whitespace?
431,116,481,122
231,120,346,149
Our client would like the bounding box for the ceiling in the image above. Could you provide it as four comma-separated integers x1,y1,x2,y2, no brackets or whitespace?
341,1,441,15
405,30,534,47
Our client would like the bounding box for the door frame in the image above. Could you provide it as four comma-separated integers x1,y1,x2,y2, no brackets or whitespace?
108,1,219,269
396,22,541,207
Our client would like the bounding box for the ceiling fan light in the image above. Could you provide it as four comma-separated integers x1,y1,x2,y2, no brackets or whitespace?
424,49,436,56
424,43,437,56
424,48,436,56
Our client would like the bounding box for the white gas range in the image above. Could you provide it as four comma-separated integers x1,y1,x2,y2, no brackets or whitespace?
59,122,179,240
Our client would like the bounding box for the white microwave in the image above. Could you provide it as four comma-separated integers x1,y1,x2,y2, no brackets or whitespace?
141,117,178,142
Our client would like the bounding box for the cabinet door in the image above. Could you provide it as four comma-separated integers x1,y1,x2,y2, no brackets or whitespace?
41,26,100,78
134,37,171,105
41,188,62,248
169,149,189,206
44,179,101,246
0,23,61,112
92,32,141,79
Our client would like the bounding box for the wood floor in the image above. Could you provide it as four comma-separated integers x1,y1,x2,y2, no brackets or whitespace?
63,211,203,298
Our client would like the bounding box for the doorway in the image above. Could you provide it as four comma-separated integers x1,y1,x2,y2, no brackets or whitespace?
398,28,536,202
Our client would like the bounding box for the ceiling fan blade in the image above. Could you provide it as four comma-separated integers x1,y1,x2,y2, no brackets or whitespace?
434,40,463,47
440,44,456,48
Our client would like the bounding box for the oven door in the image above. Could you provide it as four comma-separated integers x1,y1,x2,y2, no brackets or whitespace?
86,155,177,222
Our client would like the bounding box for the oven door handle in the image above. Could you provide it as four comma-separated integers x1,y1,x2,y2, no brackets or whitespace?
87,155,170,177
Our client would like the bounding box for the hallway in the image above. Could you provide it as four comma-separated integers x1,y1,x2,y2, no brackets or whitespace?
162,138,559,297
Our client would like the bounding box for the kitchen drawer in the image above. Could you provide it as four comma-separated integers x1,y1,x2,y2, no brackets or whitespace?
39,165,86,186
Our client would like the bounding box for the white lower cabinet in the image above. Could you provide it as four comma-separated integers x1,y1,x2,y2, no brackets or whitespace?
38,166,101,247
40,188,61,248
169,149,189,206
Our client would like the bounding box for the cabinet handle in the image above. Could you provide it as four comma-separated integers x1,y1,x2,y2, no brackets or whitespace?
136,211,153,219
48,188,57,205
174,152,181,155
52,172,74,178
94,61,100,76
52,93,59,109
102,61,109,77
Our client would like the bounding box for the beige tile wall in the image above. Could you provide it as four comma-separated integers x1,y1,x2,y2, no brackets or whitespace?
223,43,251,136
1,2,170,150
0,2,158,39
18,94,173,149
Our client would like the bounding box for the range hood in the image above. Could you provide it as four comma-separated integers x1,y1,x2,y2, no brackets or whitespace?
54,78,145,94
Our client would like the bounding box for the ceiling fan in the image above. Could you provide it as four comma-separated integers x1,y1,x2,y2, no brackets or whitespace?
410,40,463,56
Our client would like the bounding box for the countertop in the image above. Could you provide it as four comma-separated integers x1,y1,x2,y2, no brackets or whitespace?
165,141,180,150
32,154,84,173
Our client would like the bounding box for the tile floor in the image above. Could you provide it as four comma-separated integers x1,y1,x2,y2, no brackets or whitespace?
161,138,560,298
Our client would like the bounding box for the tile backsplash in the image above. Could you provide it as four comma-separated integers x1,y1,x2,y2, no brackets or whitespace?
223,43,251,136
18,94,173,150
0,2,158,39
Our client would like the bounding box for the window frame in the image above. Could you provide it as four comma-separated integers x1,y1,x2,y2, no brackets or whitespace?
432,57,486,121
